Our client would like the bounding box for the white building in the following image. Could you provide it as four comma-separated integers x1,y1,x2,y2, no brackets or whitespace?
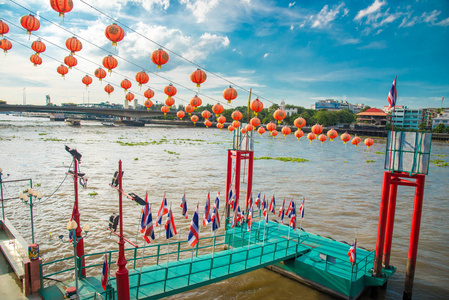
432,110,449,129
280,99,298,116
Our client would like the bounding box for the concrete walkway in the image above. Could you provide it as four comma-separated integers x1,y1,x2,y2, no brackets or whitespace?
0,250,27,300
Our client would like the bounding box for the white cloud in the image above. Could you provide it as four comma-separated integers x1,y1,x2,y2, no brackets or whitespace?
180,0,220,23
263,53,270,58
422,10,441,24
436,17,449,27
290,24,294,30
339,38,361,45
343,8,350,17
354,0,386,21
310,3,345,29
288,2,296,8
358,41,386,50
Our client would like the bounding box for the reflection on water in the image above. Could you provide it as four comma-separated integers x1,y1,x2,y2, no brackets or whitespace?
1,115,448,299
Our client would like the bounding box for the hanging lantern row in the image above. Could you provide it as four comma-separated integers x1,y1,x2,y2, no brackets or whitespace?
0,20,10,37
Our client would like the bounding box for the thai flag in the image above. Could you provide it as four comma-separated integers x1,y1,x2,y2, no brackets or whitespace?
387,76,397,110
231,205,242,228
255,192,261,209
227,189,233,206
289,202,296,230
203,192,211,226
278,199,285,222
262,197,267,216
247,205,253,232
140,193,149,233
248,194,253,210
269,195,275,214
215,192,220,210
348,238,357,265
229,192,236,210
165,208,177,239
156,193,168,226
101,253,109,290
286,198,293,217
143,205,155,243
299,197,305,219
238,207,244,225
211,203,220,231
188,205,199,247
180,193,188,219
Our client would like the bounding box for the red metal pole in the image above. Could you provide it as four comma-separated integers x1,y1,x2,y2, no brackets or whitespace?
373,171,391,277
73,158,86,278
383,181,398,268
234,151,241,211
246,151,254,212
116,160,130,300
403,174,426,300
225,150,232,222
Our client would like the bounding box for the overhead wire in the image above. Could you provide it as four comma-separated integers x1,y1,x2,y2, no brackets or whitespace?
7,0,236,108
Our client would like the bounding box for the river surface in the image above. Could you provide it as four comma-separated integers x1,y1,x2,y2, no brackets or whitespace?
1,115,448,299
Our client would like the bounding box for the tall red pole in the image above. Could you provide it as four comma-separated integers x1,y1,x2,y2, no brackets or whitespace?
383,181,398,268
403,174,426,300
373,171,391,277
225,150,232,222
234,151,241,210
115,160,130,300
246,151,254,212
73,158,86,277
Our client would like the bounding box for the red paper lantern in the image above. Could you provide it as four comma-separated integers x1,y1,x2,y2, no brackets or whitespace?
190,69,207,88
94,67,107,82
327,129,338,141
250,117,260,127
126,92,135,102
294,117,306,128
105,23,125,48
217,115,226,124
161,105,170,116
294,129,304,140
351,136,361,147
57,64,68,77
50,0,73,19
271,130,278,138
273,109,286,124
311,124,323,135
341,132,351,145
228,125,235,132
258,127,265,135
241,127,247,134
307,132,316,142
0,39,12,53
64,55,77,69
212,103,224,117
318,134,327,144
144,88,154,100
65,37,82,55
82,75,93,88
281,126,291,137
135,71,149,87
120,79,132,91
364,138,374,149
165,97,175,108
217,123,224,130
151,48,169,69
144,100,153,110
30,54,42,66
177,111,185,120
245,124,253,132
201,110,211,120
223,86,237,104
231,110,243,121
185,104,194,116
164,84,177,98
204,120,212,128
232,120,241,128
0,20,9,37
20,15,40,35
190,95,202,109
31,39,46,55
266,122,276,132
104,84,114,95
191,115,199,125
102,55,118,74
250,98,263,116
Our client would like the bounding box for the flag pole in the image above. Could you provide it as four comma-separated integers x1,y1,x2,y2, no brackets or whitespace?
166,203,172,268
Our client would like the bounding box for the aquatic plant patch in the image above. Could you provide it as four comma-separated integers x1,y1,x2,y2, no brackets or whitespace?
254,156,309,163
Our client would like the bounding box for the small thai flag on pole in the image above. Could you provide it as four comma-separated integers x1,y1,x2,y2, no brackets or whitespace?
269,195,276,214
286,198,293,217
143,205,155,243
227,189,233,206
101,253,109,290
165,208,177,239
156,192,168,226
180,193,188,219
348,238,357,265
211,203,220,231
140,193,149,233
203,192,211,226
299,197,305,219
255,192,261,209
387,76,397,110
247,205,253,232
278,199,285,222
215,192,220,210
262,196,267,216
188,205,199,247
289,202,296,230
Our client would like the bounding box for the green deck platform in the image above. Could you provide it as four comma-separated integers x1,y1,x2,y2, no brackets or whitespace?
40,220,395,300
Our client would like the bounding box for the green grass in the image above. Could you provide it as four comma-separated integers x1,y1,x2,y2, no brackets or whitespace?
375,152,385,155
88,191,98,197
430,159,449,167
164,150,180,155
366,160,376,163
254,156,309,163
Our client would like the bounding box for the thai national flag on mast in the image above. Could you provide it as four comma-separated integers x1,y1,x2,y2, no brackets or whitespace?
262,196,267,216
269,195,275,214
165,208,177,239
101,253,109,290
180,193,188,219
247,205,253,232
286,198,293,217
289,201,296,230
348,238,357,265
231,205,241,228
188,205,199,247
229,191,235,210
255,192,261,209
156,193,168,226
299,197,305,219
215,192,220,210
227,189,233,206
211,203,220,231
140,193,149,233
278,199,285,222
143,205,155,243
203,192,211,226
387,76,397,110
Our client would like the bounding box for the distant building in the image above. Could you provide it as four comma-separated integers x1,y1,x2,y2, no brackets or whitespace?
356,108,388,128
432,109,449,129
313,99,365,113
280,99,298,116
390,107,423,130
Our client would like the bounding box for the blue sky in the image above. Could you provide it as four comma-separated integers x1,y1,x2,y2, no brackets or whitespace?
0,0,448,109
